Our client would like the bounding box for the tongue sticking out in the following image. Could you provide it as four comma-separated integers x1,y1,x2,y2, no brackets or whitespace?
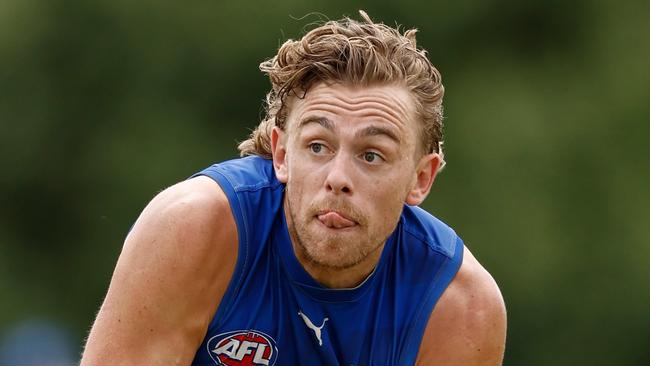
317,212,356,229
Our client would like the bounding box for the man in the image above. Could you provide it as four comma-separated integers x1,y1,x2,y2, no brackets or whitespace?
81,11,506,365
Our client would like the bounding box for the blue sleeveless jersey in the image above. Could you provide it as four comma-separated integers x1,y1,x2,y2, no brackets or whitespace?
190,156,463,366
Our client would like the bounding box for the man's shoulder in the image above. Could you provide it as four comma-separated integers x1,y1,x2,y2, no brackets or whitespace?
401,205,459,259
127,174,239,307
130,175,237,259
415,246,507,365
442,247,506,327
145,175,231,228
194,155,280,193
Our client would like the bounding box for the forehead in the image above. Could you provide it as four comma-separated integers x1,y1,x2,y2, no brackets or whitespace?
285,82,417,136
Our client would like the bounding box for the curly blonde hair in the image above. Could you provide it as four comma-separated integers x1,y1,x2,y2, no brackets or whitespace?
238,10,445,162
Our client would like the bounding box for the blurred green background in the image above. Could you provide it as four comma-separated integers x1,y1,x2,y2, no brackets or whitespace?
1,0,649,364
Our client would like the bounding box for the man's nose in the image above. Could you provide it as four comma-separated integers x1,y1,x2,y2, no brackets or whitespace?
324,153,353,194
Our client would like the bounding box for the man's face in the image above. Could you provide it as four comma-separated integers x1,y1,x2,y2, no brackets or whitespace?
272,82,440,270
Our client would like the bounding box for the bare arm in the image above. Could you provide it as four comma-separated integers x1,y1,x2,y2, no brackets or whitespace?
81,176,237,366
415,246,507,366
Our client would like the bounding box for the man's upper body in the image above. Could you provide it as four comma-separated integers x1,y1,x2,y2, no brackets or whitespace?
81,11,506,366
181,155,471,365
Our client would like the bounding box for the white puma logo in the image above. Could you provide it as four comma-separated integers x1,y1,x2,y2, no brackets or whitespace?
298,311,329,346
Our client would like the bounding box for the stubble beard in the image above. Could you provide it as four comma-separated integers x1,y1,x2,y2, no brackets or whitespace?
284,186,390,271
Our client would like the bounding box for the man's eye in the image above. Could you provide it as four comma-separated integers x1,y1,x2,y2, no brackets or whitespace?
363,152,380,163
310,143,324,154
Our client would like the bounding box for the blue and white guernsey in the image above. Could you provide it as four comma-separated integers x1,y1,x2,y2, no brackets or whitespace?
190,156,464,366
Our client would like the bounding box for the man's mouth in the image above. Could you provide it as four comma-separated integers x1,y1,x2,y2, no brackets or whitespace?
316,211,357,229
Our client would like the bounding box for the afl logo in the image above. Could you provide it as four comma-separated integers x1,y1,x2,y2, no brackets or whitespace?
207,330,278,366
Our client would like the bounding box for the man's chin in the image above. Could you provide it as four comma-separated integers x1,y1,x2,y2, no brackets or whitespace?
293,224,366,269
308,257,360,271
302,243,362,270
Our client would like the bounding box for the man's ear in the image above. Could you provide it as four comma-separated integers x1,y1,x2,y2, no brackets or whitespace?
405,153,442,206
271,126,288,183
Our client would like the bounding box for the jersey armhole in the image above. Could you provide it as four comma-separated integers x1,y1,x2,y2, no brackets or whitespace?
190,167,249,330
399,236,465,365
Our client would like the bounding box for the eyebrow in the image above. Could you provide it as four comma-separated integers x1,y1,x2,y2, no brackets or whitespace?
297,116,334,131
355,125,401,144
297,116,401,144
